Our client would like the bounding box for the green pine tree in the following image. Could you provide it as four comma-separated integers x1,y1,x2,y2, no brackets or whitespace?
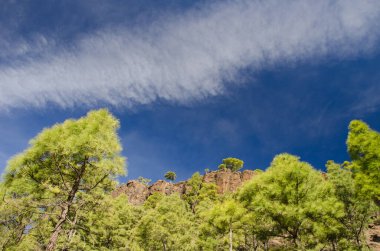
1,109,126,250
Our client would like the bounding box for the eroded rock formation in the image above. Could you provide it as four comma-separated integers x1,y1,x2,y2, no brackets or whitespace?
113,169,257,205
367,222,380,250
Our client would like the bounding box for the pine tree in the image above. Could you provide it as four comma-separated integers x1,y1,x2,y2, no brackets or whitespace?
1,109,126,250
136,194,197,250
200,198,246,251
164,171,176,182
239,153,343,249
347,120,380,204
218,157,244,171
326,160,376,249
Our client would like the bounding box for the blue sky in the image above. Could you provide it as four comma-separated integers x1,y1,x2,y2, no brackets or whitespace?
0,0,380,182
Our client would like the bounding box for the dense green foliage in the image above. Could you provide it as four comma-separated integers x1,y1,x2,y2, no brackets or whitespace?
239,154,345,250
164,171,176,182
218,157,244,171
347,120,380,204
0,110,379,250
326,161,376,249
1,109,125,250
136,194,197,250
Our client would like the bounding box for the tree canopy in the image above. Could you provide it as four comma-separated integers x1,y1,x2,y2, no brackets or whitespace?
238,154,344,250
218,157,244,171
0,111,379,250
1,109,126,250
347,120,380,203
164,171,176,182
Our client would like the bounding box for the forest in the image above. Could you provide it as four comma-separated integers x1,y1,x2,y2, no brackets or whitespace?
0,109,379,250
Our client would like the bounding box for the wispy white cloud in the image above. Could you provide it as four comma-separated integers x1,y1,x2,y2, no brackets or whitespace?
0,0,379,109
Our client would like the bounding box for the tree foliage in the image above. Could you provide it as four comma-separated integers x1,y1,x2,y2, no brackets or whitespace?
218,157,244,171
326,160,376,249
200,198,246,251
164,171,176,182
1,109,125,250
1,112,379,250
183,172,218,214
239,154,344,250
347,120,380,203
65,194,142,250
136,194,197,251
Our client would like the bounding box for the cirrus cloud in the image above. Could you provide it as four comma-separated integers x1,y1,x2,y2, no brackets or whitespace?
0,0,379,109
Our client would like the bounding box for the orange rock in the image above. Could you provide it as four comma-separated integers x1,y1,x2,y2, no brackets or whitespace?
114,169,258,205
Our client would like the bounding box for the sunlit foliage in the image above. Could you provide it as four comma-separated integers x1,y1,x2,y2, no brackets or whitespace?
0,111,379,250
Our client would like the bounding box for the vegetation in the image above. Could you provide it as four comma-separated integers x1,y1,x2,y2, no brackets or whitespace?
347,120,380,205
239,154,344,250
1,109,125,250
164,171,176,182
0,109,379,250
137,176,152,186
218,157,244,171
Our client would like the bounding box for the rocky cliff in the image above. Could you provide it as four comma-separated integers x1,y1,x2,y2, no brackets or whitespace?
367,221,380,250
112,169,257,205
112,169,380,248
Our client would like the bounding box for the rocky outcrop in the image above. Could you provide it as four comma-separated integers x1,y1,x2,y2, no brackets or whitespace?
149,180,187,195
112,180,149,205
113,169,258,205
112,169,379,249
203,169,256,193
367,222,380,250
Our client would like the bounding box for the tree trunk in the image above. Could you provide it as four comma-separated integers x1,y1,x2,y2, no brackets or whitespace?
229,225,233,251
67,210,78,244
162,240,167,251
46,162,86,251
263,241,269,251
46,205,69,251
355,236,362,250
253,235,259,251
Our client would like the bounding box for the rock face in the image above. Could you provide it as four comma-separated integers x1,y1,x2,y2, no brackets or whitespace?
149,180,186,195
112,180,149,205
203,169,256,193
367,222,380,250
113,169,257,205
112,169,380,249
